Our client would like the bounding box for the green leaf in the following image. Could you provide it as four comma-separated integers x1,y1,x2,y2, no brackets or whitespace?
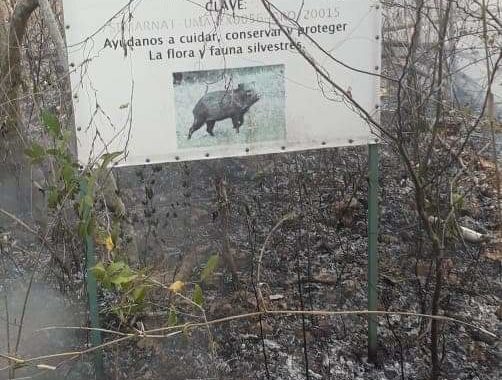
111,274,138,289
79,175,96,200
132,285,147,303
106,261,137,289
45,148,59,156
61,163,76,188
111,273,137,289
78,219,91,238
47,188,60,209
91,262,107,282
41,110,62,139
107,261,127,276
100,151,123,168
193,284,204,307
84,194,94,209
111,221,120,247
168,307,178,327
200,254,219,283
25,143,46,162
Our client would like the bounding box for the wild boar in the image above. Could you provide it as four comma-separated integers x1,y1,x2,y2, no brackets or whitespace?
187,83,260,139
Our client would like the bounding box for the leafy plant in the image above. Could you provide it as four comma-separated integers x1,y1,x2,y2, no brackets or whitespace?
91,260,151,321
26,111,80,209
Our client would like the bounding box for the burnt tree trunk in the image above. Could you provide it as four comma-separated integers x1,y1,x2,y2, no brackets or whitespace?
0,0,41,223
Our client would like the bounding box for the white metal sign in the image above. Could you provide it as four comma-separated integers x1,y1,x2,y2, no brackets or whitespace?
63,0,381,166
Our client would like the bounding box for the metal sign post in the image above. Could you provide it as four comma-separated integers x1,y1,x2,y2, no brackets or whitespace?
367,143,379,362
84,233,104,378
81,183,104,379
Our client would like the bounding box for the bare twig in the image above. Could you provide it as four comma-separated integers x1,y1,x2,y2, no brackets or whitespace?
0,308,496,373
256,212,297,309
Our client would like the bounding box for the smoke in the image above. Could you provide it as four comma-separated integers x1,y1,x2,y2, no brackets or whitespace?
0,280,90,380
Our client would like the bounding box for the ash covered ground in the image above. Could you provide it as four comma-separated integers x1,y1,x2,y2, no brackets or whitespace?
95,139,501,380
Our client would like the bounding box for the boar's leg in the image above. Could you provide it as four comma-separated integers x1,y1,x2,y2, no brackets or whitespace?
206,120,216,136
188,117,205,139
231,115,242,134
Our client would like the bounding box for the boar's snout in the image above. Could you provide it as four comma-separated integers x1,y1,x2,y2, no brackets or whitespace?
249,93,260,106
245,89,260,106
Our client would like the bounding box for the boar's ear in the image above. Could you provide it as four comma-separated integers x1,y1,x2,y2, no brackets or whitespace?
237,83,245,91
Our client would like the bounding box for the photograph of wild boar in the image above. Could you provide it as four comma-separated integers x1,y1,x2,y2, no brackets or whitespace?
173,64,286,149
